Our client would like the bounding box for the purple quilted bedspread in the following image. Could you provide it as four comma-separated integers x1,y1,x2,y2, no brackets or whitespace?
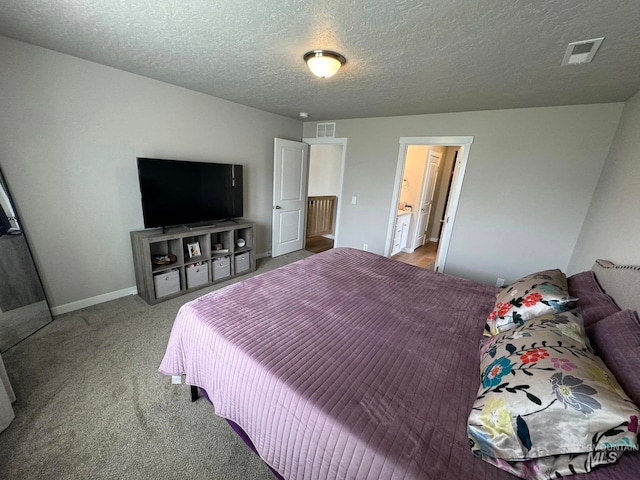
158,248,638,480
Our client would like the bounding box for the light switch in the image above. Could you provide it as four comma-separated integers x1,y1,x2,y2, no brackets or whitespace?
351,196,357,204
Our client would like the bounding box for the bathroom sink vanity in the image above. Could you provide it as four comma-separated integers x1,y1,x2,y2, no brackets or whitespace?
391,210,412,256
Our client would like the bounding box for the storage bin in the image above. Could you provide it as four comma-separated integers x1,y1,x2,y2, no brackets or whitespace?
186,263,209,288
235,252,251,274
154,270,180,298
213,256,231,280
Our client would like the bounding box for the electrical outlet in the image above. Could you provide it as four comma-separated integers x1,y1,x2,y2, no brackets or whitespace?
495,277,505,287
171,375,182,385
363,243,368,251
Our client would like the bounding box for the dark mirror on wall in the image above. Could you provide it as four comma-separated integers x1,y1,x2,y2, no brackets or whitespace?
0,167,53,352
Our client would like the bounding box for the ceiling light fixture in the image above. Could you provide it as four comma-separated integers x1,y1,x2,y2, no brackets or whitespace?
304,50,346,78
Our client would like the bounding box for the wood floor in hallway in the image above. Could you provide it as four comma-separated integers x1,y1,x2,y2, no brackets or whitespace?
305,236,334,253
303,237,437,270
391,242,438,269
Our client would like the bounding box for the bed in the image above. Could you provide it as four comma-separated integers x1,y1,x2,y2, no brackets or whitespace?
159,248,640,479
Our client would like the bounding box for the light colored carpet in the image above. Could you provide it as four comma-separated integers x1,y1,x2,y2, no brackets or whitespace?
0,249,314,479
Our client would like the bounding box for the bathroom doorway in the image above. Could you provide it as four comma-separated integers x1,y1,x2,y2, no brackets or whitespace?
387,136,473,272
391,146,445,269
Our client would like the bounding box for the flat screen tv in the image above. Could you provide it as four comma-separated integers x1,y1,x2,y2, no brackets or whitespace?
137,157,243,229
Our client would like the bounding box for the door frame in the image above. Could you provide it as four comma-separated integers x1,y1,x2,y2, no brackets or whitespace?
387,136,474,272
302,137,348,247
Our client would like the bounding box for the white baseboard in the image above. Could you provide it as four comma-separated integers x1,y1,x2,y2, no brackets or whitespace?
52,250,272,316
51,286,138,316
429,237,439,243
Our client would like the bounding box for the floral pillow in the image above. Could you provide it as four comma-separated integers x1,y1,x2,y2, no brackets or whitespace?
485,269,577,336
468,309,640,480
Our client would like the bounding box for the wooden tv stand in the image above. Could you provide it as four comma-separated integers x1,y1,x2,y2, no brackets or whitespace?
130,220,255,305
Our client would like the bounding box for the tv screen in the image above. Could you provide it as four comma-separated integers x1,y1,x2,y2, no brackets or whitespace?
137,158,243,228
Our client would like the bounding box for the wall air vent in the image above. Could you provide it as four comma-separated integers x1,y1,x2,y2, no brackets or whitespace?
561,37,604,66
316,122,336,138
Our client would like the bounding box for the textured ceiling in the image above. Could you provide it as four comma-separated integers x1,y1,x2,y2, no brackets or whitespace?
1,0,639,121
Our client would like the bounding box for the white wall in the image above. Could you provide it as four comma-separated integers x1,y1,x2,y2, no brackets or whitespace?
398,145,427,210
398,145,427,249
303,103,623,285
0,37,302,310
308,144,342,196
568,90,640,273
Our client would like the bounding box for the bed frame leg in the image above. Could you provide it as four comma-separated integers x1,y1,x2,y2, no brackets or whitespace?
190,385,200,402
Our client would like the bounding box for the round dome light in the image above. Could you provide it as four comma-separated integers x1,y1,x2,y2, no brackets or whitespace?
303,50,346,78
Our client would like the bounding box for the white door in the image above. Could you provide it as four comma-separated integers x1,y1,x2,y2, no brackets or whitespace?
434,146,467,271
272,138,309,257
413,151,441,249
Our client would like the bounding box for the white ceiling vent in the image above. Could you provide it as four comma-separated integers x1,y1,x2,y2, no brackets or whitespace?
561,37,604,66
316,122,336,138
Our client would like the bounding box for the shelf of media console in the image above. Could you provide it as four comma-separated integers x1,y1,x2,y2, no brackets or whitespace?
130,220,256,305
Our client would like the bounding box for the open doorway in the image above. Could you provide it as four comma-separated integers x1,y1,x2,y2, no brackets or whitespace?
272,137,346,257
391,146,450,269
303,139,347,254
386,136,473,272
